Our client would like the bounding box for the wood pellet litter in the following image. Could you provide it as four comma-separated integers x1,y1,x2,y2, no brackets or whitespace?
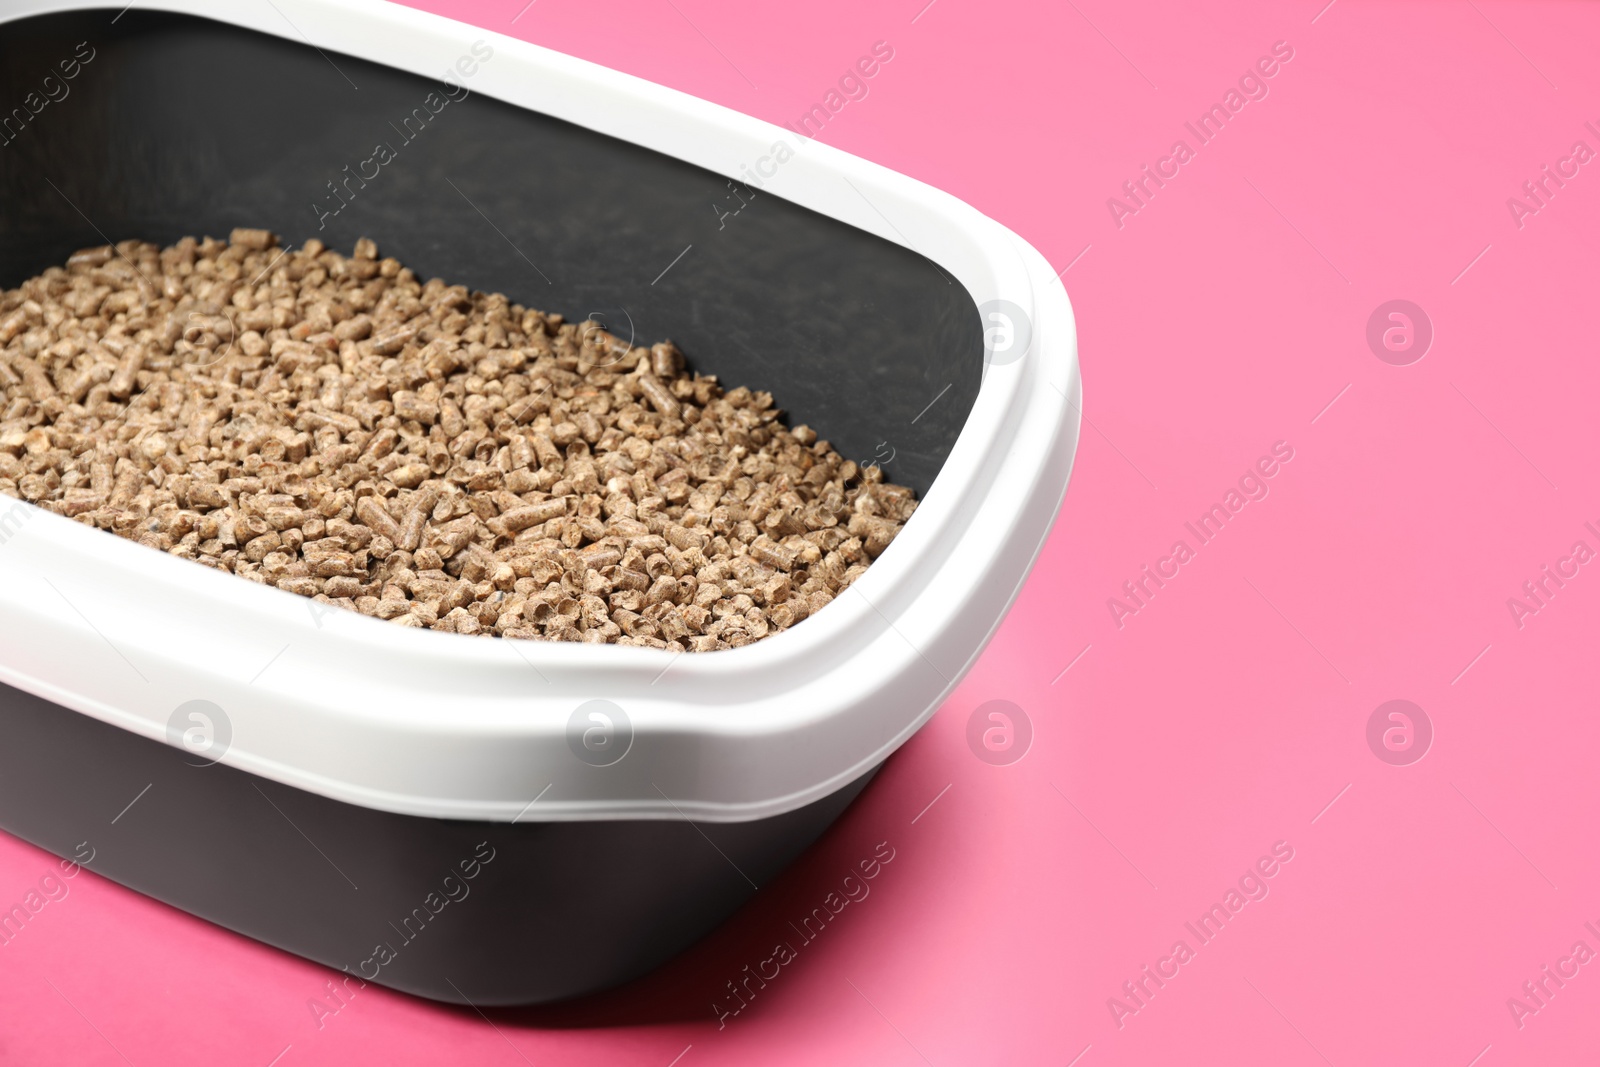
0,231,917,650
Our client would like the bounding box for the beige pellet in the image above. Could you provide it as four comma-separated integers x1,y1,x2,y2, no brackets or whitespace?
397,486,440,552
848,512,901,558
13,357,54,401
750,539,795,572
0,309,31,344
108,343,145,399
229,228,275,251
529,432,563,471
496,498,566,533
637,374,679,419
388,464,428,490
355,496,403,545
67,246,113,268
650,342,682,379
371,325,417,355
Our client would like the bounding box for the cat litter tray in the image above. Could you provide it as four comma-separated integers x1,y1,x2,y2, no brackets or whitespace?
0,0,1080,1004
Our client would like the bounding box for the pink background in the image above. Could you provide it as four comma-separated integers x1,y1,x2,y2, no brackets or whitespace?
5,0,1598,1063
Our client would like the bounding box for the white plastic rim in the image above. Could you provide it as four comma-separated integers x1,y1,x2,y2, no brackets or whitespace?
0,0,1081,822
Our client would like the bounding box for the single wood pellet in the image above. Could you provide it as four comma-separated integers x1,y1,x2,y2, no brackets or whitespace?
0,232,918,650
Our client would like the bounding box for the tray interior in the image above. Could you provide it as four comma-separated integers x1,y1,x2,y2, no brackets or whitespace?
0,9,981,496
